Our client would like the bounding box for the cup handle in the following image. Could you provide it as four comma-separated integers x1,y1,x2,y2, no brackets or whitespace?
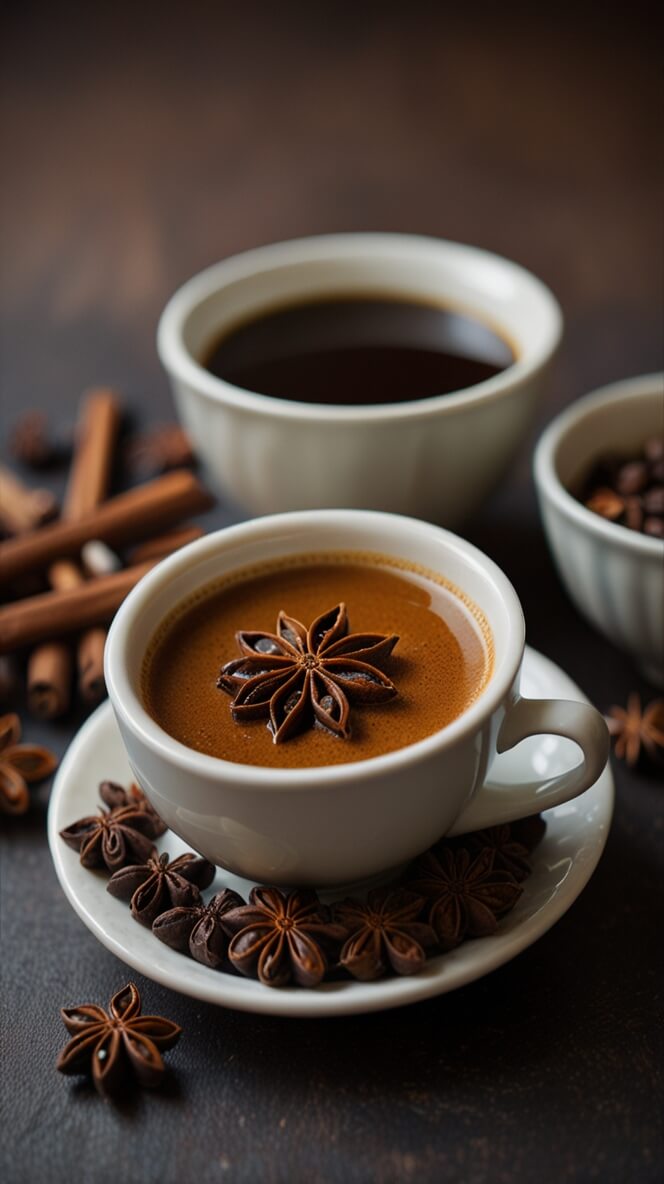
447,696,609,836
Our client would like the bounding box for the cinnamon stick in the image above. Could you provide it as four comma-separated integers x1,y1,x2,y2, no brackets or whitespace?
27,560,83,718
61,389,122,706
27,642,73,719
63,388,122,518
0,465,58,535
127,524,204,564
77,627,108,703
0,655,19,706
0,560,157,653
0,469,212,589
27,394,123,718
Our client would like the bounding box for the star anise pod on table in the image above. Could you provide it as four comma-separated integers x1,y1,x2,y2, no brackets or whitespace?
463,824,532,881
56,982,181,1098
333,888,437,981
152,887,245,967
218,603,399,743
0,713,58,815
60,805,157,871
605,693,664,766
106,851,216,927
406,846,523,950
98,779,167,837
222,886,347,987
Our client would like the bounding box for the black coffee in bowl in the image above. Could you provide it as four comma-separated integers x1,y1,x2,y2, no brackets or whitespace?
202,295,515,406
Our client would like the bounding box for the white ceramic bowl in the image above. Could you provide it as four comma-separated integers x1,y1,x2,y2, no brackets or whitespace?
157,234,562,525
104,510,608,886
534,374,664,687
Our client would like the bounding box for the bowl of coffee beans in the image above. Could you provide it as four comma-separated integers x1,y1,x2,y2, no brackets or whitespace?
534,374,664,686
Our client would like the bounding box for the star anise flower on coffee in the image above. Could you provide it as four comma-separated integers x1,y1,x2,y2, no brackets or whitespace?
152,887,245,967
464,824,532,881
98,779,167,837
60,805,157,872
333,888,437,981
605,693,664,766
56,982,181,1098
217,603,399,743
0,712,58,815
222,886,347,987
106,851,216,927
407,846,523,950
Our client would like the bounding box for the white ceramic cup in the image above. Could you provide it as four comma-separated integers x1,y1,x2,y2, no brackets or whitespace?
105,511,608,886
157,234,562,525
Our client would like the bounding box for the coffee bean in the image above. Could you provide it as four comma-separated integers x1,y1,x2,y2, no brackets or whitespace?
643,486,664,516
644,516,664,538
624,496,644,532
585,488,624,521
577,438,664,537
616,461,648,495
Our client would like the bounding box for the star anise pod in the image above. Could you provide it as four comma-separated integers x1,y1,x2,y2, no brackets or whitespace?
407,846,523,950
98,779,167,837
605,693,664,766
463,824,532,881
0,713,58,815
333,888,437,981
60,805,157,871
106,851,216,927
222,886,347,987
152,887,245,967
218,603,399,743
56,982,181,1098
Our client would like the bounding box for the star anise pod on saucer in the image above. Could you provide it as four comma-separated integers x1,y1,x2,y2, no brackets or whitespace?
605,693,664,766
59,805,157,871
106,851,216,927
222,886,347,987
56,982,181,1098
153,887,245,967
333,888,437,981
407,846,523,950
98,779,167,837
464,824,532,881
218,603,399,743
0,712,58,816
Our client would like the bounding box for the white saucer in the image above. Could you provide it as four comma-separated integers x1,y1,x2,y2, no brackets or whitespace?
47,646,614,1017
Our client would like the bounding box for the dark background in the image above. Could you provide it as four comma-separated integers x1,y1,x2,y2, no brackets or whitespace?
1,3,662,1182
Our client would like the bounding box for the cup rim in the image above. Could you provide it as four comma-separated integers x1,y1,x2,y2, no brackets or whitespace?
533,373,664,556
157,232,563,424
105,510,526,788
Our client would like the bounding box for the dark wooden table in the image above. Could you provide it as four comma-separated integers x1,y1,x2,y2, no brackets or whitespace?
2,5,662,1182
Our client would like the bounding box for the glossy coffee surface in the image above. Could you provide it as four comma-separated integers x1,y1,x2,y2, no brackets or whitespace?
203,296,514,405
